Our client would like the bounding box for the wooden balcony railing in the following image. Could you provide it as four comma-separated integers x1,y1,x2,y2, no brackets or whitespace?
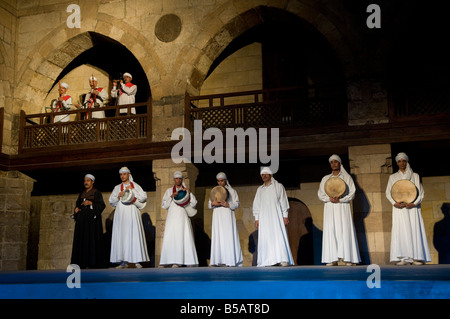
185,85,347,132
19,102,151,153
389,86,450,122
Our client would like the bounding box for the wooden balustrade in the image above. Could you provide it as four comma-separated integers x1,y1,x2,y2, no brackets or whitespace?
185,85,347,132
19,102,152,153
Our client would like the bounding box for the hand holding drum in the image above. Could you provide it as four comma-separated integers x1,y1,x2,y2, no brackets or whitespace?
391,180,418,208
210,186,229,207
324,177,346,202
120,188,146,210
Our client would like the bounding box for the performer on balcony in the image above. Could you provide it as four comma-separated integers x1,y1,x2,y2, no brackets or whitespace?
51,82,72,123
109,167,149,269
386,152,431,265
71,174,107,269
252,167,294,267
111,72,137,115
318,154,360,266
160,171,198,267
209,172,243,267
81,76,108,119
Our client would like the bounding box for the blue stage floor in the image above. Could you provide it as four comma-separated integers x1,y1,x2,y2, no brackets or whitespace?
0,265,449,299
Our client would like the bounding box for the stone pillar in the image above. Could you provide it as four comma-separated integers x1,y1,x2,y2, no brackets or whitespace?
0,171,35,270
34,194,78,270
152,159,199,266
349,144,393,264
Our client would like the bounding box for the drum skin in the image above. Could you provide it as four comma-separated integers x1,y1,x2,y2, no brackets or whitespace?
391,180,418,204
210,186,229,202
324,177,346,198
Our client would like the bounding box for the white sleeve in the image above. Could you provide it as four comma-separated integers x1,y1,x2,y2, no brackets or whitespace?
109,185,120,207
189,192,198,208
318,176,330,203
98,89,108,102
133,183,147,202
340,176,355,203
278,183,290,218
228,188,240,211
413,173,424,206
162,188,172,210
252,187,261,220
385,175,396,205
120,83,137,96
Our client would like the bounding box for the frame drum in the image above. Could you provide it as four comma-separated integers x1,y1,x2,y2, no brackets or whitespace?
391,180,417,204
174,189,197,217
120,188,146,210
324,177,346,198
210,186,229,202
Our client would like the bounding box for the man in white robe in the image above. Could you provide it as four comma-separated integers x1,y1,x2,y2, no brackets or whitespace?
82,76,108,119
51,82,72,123
318,154,361,266
160,171,198,267
252,167,294,267
109,167,149,268
386,152,431,265
209,172,243,267
111,72,137,115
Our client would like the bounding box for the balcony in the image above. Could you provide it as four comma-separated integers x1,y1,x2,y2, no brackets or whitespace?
185,85,347,133
19,103,151,153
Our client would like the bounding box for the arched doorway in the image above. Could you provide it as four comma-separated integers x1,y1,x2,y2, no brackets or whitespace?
199,6,347,126
287,198,315,265
44,32,151,115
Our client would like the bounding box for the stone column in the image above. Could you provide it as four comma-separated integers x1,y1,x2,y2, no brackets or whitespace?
152,159,199,266
0,171,35,270
349,144,393,264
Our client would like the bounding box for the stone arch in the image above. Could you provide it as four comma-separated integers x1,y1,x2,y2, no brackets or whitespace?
185,3,357,95
14,14,163,113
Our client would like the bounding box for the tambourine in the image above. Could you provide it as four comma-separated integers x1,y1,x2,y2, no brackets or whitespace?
120,188,146,210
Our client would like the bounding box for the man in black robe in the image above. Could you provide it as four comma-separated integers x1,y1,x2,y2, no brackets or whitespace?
71,174,107,268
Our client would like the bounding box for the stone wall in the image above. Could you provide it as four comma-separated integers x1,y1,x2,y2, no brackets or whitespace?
0,170,34,271
0,1,17,155
198,42,262,107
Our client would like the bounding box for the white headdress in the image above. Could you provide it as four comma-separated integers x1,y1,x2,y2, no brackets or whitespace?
395,152,413,180
89,76,97,81
173,171,186,188
173,171,183,179
260,167,273,175
329,154,342,163
85,174,95,181
61,82,69,89
395,152,409,163
216,172,230,187
123,72,132,79
328,154,350,178
119,166,133,182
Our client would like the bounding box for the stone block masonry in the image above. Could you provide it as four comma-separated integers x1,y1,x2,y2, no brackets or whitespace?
0,171,35,271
